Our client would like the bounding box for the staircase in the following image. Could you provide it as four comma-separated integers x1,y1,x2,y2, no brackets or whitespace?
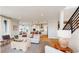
63,6,79,33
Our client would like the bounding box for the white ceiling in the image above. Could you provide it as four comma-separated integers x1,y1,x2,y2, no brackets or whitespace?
0,6,65,23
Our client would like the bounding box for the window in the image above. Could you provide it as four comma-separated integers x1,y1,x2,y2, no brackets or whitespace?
19,25,29,32
4,20,7,33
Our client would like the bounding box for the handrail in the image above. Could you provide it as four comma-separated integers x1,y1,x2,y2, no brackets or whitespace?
63,6,79,33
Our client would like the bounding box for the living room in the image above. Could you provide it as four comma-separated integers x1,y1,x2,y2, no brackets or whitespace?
0,6,79,53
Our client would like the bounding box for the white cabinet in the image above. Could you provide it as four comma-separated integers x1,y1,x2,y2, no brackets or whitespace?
31,34,40,43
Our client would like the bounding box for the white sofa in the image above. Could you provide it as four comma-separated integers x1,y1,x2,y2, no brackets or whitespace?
11,36,31,52
45,45,64,53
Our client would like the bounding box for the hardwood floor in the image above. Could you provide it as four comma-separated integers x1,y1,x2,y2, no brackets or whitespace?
40,35,48,42
40,35,58,47
0,35,58,53
0,43,44,53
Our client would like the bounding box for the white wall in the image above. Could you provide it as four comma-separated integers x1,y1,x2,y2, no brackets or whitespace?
10,20,19,37
0,16,19,39
0,16,3,40
59,10,64,30
48,20,58,38
69,29,79,52
64,7,77,21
